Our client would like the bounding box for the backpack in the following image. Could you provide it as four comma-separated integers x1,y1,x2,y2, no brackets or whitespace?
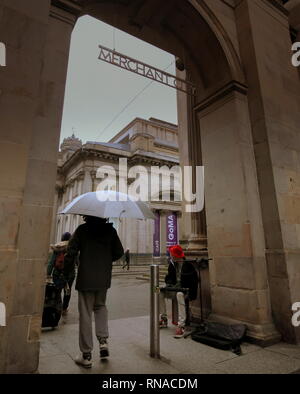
54,251,65,271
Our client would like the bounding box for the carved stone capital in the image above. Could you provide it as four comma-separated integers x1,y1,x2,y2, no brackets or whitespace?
90,170,97,179
76,170,85,181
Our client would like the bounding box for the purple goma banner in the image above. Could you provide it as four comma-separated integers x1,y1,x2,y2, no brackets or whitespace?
166,212,178,249
153,211,160,257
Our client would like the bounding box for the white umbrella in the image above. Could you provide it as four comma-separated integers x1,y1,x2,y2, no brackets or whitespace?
59,191,156,220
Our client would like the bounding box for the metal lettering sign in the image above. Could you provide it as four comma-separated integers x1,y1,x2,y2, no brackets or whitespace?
98,45,196,96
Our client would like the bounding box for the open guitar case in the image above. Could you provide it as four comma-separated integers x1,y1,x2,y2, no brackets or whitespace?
184,258,247,356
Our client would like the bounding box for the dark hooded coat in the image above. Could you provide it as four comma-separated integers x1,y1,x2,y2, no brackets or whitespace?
64,222,124,291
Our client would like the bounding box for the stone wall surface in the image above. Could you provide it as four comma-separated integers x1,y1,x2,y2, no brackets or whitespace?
198,88,278,341
0,0,53,374
0,0,75,373
236,0,300,343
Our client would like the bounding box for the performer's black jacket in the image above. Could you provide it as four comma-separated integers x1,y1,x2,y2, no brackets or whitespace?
164,258,198,301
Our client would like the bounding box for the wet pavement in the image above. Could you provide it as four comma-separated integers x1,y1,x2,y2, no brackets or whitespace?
39,274,300,374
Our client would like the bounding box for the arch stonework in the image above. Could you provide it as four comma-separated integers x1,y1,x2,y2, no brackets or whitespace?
0,0,299,373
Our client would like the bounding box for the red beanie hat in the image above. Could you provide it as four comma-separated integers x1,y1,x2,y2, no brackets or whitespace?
169,245,185,259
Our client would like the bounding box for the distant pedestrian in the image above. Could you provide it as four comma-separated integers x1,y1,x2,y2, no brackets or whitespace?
159,245,198,338
63,215,124,368
122,249,130,270
47,232,75,315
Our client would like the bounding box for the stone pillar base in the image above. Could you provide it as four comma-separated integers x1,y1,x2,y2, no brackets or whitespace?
180,235,208,255
180,237,212,320
208,313,281,347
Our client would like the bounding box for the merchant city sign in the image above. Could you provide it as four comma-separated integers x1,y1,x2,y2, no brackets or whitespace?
98,45,197,96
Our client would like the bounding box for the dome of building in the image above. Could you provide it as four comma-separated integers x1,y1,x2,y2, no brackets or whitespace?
60,133,82,152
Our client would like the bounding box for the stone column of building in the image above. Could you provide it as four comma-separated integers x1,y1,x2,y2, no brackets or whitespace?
176,69,207,255
0,1,51,374
71,170,85,234
236,0,300,343
197,83,280,344
90,170,95,192
82,168,92,193
50,187,59,244
176,69,211,320
0,1,79,373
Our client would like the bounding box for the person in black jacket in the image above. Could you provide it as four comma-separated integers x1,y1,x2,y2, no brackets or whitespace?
63,215,124,368
47,232,75,315
159,244,198,338
122,249,130,270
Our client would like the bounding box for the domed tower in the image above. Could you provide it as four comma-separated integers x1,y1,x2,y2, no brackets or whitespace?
60,133,82,163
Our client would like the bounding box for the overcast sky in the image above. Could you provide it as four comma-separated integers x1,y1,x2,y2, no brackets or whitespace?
60,15,178,145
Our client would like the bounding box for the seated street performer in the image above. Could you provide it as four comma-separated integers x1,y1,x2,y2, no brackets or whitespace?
159,244,198,338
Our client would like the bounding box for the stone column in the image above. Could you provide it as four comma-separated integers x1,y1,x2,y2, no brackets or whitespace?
177,68,211,320
0,0,52,374
236,0,300,343
90,170,97,192
176,69,207,255
49,187,59,244
0,2,78,373
82,168,93,193
76,170,85,195
197,82,280,344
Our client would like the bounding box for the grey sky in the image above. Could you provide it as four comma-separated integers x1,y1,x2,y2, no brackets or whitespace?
60,15,178,145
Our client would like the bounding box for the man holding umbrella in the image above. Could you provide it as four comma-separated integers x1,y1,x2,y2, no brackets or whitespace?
63,215,124,368
60,190,154,367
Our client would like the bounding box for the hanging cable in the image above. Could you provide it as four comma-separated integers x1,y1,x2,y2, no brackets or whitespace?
95,60,175,141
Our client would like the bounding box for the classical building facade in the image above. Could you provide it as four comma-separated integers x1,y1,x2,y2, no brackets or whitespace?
1,0,300,373
53,117,182,262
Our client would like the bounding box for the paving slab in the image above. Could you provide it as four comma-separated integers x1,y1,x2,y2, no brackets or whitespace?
38,276,300,374
212,349,300,374
266,343,300,360
39,315,300,374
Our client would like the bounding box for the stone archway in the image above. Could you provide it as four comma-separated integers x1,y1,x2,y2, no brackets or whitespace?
1,0,300,374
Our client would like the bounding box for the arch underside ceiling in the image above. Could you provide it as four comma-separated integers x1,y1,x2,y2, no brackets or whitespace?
76,0,244,101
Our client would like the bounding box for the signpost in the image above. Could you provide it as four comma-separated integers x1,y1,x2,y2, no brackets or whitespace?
98,44,196,96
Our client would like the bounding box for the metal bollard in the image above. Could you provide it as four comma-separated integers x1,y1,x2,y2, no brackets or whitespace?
150,264,160,358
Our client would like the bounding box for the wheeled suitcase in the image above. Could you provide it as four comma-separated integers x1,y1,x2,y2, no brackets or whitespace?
42,282,62,328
